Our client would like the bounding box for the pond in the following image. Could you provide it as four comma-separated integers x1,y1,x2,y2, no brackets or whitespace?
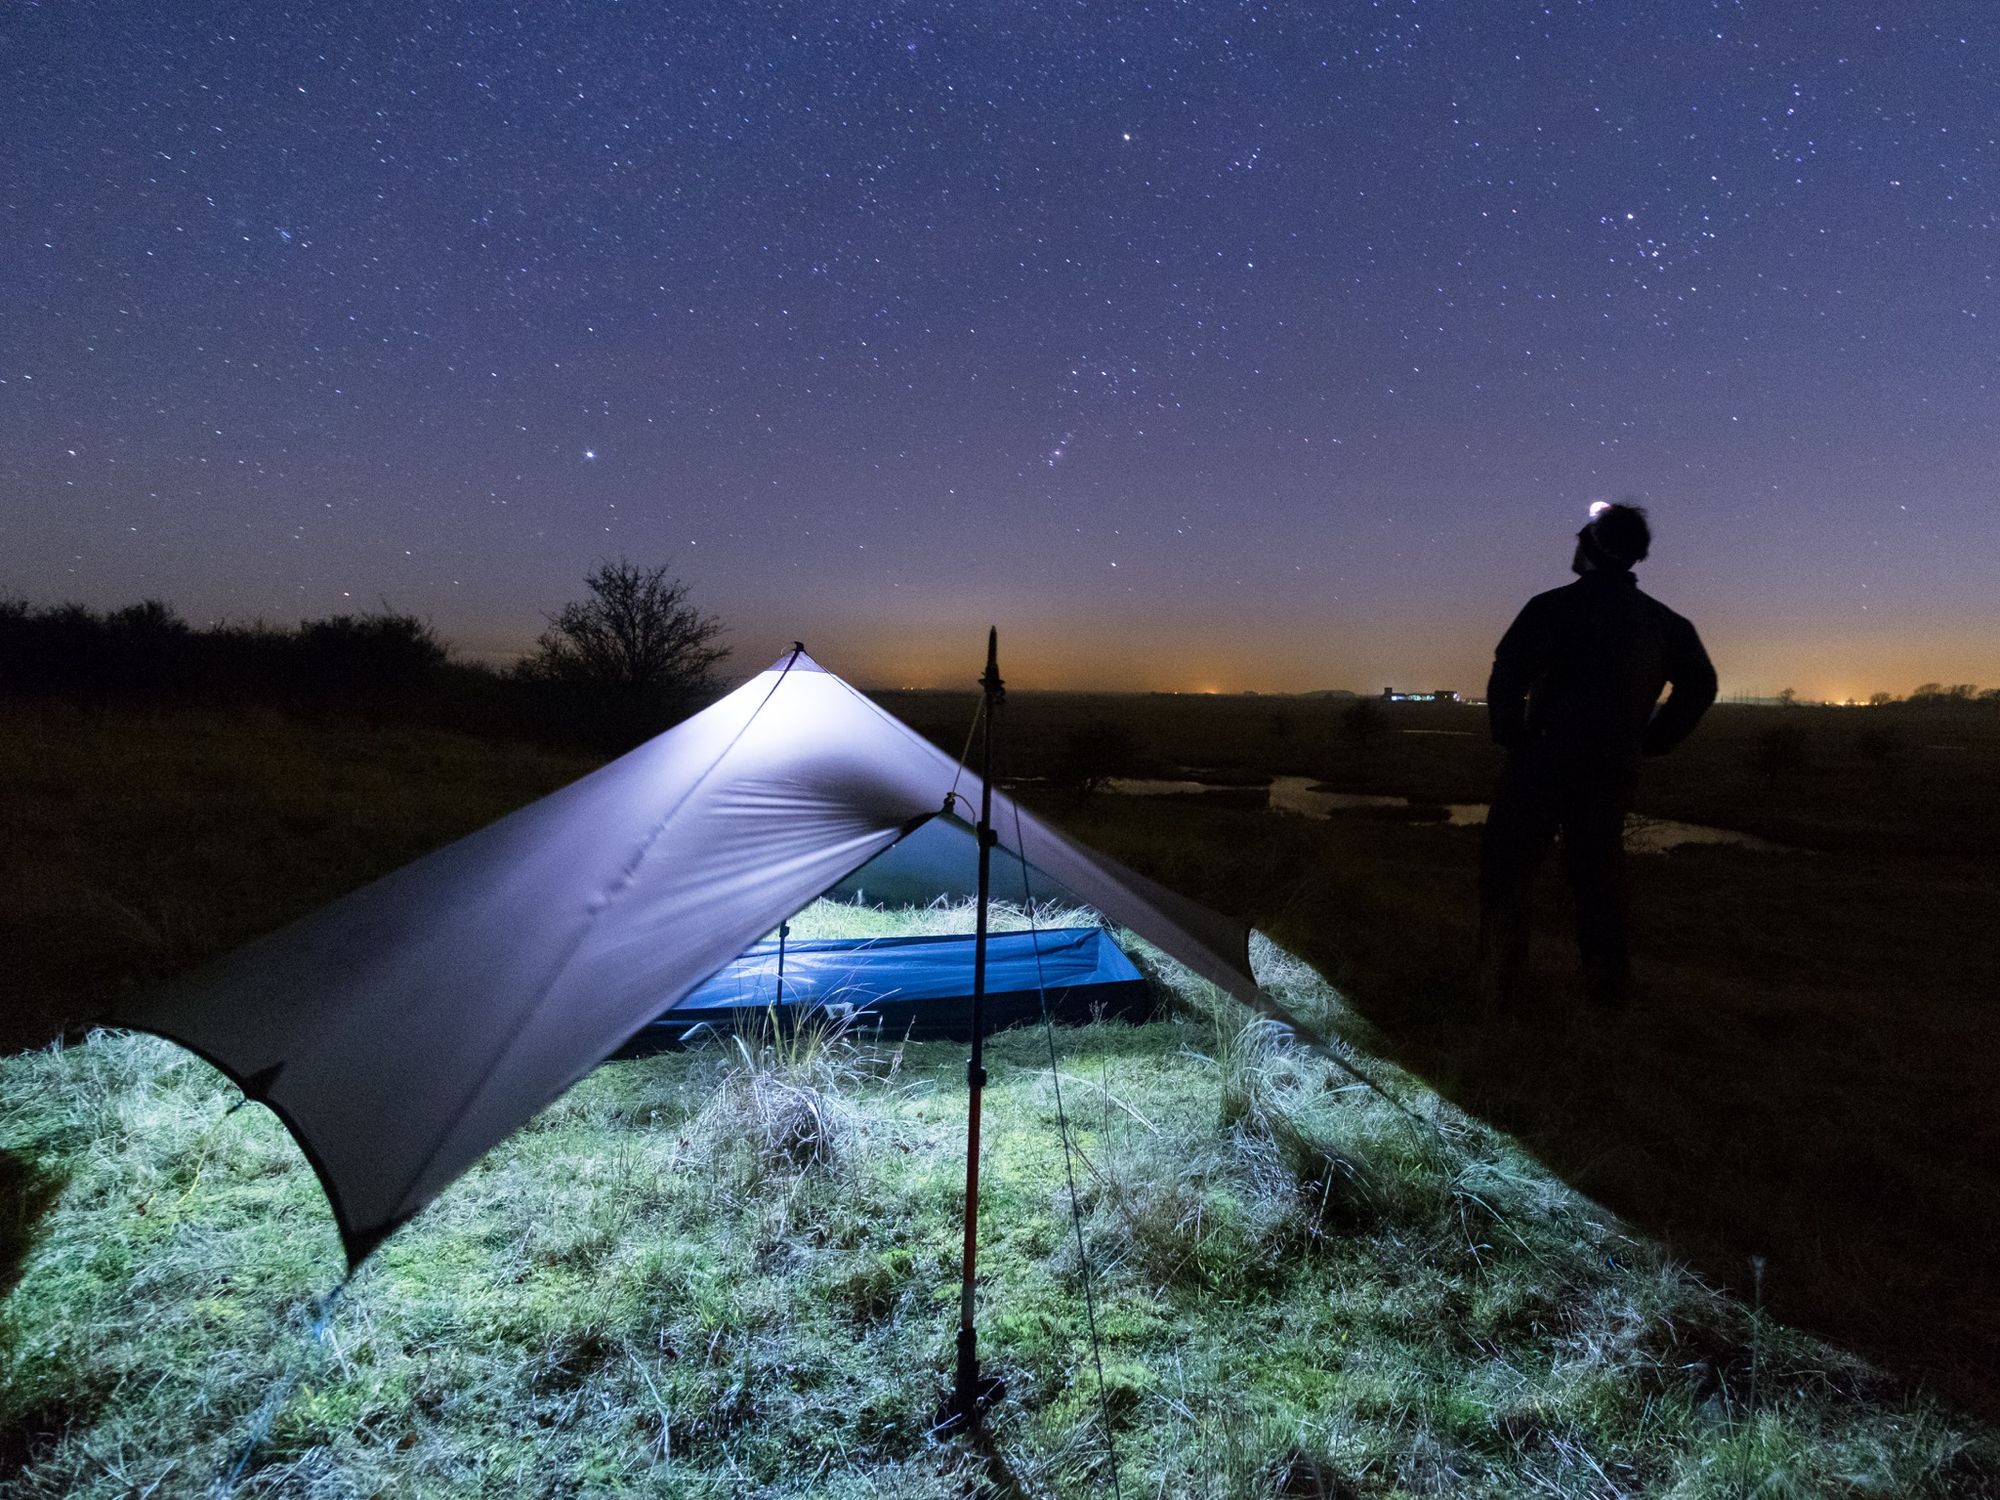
1107,775,1786,854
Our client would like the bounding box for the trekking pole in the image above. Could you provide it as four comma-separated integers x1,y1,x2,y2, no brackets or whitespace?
774,920,789,1008
954,627,1004,1424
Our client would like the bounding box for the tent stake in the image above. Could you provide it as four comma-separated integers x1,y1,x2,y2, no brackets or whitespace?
953,627,1006,1425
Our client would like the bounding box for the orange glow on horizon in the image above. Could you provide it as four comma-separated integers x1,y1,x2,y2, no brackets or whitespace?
451,604,2000,706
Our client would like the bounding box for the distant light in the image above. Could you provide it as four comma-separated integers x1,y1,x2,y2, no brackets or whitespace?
1588,500,1610,518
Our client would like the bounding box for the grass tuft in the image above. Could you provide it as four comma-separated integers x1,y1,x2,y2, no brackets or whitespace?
689,1014,868,1185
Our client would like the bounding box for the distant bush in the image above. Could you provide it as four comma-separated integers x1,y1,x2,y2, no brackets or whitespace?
0,576,734,752
0,598,188,700
293,612,448,695
1907,682,1987,707
0,599,451,715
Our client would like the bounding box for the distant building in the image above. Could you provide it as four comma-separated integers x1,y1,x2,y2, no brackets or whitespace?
1380,688,1460,704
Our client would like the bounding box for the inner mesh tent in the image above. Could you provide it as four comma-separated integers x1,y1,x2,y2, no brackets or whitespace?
824,816,1076,906
115,648,1263,1266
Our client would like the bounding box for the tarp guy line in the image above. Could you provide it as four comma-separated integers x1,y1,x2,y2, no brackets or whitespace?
1014,796,1123,1498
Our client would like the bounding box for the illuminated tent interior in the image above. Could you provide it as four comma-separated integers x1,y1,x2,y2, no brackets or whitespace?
627,926,1153,1052
622,815,1151,1049
114,648,1264,1267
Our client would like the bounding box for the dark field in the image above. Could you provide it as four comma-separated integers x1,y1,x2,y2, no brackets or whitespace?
2,690,1998,1489
889,691,2000,1419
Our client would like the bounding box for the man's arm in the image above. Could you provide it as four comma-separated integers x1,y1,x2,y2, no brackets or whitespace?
1486,598,1549,748
1641,616,1718,755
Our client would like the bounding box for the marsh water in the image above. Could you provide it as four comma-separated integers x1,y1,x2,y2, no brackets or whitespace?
1106,774,1785,854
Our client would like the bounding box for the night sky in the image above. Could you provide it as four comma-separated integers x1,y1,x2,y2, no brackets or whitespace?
5,2,1996,697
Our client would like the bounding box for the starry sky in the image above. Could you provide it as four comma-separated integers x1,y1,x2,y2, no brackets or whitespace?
4,2,1996,698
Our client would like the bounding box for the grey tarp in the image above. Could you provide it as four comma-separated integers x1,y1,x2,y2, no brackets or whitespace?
116,648,1261,1265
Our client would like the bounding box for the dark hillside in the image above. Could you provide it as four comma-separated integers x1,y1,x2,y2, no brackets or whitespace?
1028,756,2000,1423
0,703,598,1052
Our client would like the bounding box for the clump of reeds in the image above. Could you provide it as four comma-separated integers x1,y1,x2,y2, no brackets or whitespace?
686,1011,865,1186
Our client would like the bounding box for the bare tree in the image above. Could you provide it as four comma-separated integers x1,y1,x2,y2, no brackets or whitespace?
519,562,727,738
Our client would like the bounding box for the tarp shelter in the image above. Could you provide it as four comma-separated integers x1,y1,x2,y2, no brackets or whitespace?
116,648,1263,1266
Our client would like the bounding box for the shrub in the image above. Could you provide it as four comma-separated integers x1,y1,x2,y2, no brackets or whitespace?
0,599,450,713
515,561,728,749
292,612,448,697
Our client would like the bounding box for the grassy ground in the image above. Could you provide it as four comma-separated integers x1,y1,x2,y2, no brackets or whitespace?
1046,796,2000,1425
889,689,2000,1416
992,692,2000,1432
3,699,1998,1495
3,904,1990,1497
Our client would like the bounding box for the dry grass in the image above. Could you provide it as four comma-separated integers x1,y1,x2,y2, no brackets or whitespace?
4,963,1994,1496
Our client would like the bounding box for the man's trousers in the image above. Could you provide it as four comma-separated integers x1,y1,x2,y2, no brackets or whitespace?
1476,744,1639,1008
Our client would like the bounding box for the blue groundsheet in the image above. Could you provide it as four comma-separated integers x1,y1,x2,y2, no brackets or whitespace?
628,926,1153,1047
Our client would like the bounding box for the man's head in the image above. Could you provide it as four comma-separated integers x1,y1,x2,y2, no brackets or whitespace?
1573,501,1651,575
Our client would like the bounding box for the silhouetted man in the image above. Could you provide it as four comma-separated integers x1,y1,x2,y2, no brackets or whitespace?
1477,503,1717,1011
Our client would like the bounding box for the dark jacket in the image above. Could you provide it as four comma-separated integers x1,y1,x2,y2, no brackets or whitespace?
1487,571,1716,758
